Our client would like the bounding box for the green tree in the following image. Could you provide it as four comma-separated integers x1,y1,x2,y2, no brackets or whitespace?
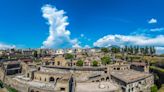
92,60,98,67
124,45,128,52
101,48,109,53
152,46,156,55
144,46,149,55
134,45,139,54
151,84,158,92
101,56,111,65
150,46,154,55
65,54,74,59
76,60,83,66
129,45,133,54
129,56,134,62
33,51,38,58
111,47,120,53
140,48,144,55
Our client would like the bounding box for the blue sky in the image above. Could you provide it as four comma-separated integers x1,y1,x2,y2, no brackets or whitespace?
0,0,164,53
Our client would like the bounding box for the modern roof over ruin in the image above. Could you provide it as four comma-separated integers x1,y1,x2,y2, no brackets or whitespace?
111,70,152,84
76,82,119,92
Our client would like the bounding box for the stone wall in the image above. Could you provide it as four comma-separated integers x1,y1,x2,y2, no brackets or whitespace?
0,67,5,81
111,74,154,92
29,87,55,92
4,76,29,92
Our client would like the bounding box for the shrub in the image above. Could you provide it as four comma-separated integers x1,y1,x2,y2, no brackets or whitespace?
150,66,164,73
76,60,83,66
101,56,111,65
151,84,158,92
65,54,74,59
101,48,109,53
6,86,18,92
92,60,98,67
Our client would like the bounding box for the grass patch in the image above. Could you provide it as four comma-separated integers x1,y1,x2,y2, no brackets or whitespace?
0,80,4,88
158,84,164,92
0,80,18,92
151,84,158,92
6,86,18,92
150,66,164,73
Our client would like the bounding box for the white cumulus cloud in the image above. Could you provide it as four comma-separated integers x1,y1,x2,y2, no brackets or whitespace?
80,34,84,37
148,18,157,24
0,43,16,49
155,47,164,54
41,4,80,48
150,27,164,32
72,43,81,48
94,34,164,47
84,45,90,49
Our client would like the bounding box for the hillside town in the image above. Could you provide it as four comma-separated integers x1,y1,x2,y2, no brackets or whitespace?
0,46,163,92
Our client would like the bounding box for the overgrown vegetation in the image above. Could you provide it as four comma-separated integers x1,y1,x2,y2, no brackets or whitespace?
92,60,98,67
150,66,164,73
6,86,18,92
150,65,164,91
76,60,83,66
151,84,158,92
65,53,74,59
0,80,18,92
101,48,109,53
101,56,111,65
111,47,120,53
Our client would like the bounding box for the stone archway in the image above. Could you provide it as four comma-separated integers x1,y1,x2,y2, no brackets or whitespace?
30,89,34,92
52,62,55,65
101,78,105,81
38,67,41,71
49,77,55,82
56,78,60,82
27,73,29,77
45,62,49,65
57,61,60,66
106,77,109,81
